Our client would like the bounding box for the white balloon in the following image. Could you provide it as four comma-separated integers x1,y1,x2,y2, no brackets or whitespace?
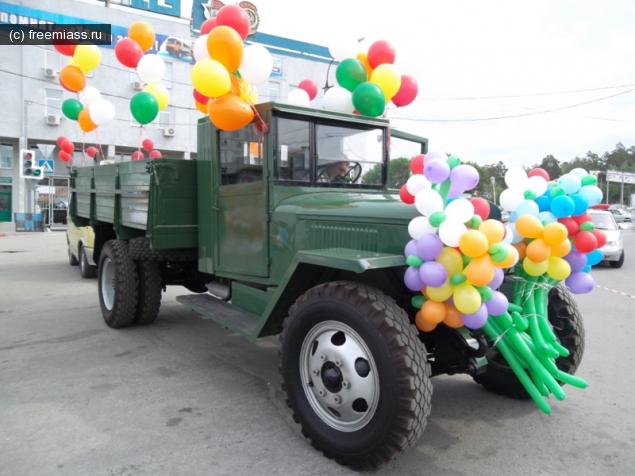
444,198,474,223
408,216,438,240
504,167,528,189
193,34,210,62
406,174,431,197
323,86,354,113
287,88,311,107
414,188,443,217
137,55,165,84
239,44,273,85
79,86,101,108
328,39,359,62
88,99,115,126
499,189,525,212
526,175,548,197
569,167,588,178
438,220,467,247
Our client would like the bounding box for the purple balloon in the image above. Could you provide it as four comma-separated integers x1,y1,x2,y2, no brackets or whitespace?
416,233,444,261
450,164,479,191
405,239,418,258
424,158,450,184
485,291,509,316
419,261,448,288
447,181,464,199
565,272,595,294
404,266,424,291
487,267,505,290
563,249,587,273
462,303,488,329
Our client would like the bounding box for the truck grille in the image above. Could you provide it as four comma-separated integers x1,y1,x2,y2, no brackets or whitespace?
309,223,379,252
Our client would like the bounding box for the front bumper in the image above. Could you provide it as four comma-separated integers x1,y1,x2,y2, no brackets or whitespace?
600,244,623,261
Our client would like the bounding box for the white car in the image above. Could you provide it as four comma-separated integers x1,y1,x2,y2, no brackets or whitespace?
609,208,632,223
589,210,624,268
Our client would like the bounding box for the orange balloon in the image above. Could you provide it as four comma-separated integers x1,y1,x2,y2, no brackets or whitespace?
465,254,495,287
512,241,527,260
526,237,551,263
194,99,209,114
59,65,86,92
479,219,505,245
494,244,519,268
543,222,568,245
208,93,254,131
77,109,97,132
356,51,374,78
515,215,544,239
128,22,155,51
459,230,489,258
421,300,447,324
443,303,464,328
550,238,572,258
207,25,243,72
415,310,437,332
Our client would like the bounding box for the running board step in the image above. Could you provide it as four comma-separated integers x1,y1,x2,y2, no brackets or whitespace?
177,294,260,338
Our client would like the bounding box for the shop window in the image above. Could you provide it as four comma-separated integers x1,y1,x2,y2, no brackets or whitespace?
0,144,14,169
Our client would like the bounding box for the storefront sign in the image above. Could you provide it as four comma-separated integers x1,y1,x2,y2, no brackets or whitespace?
0,176,12,184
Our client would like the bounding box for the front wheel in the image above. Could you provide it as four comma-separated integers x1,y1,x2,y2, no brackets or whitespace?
609,251,625,268
279,281,432,470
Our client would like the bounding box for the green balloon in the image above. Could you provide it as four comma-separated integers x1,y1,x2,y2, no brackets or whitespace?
550,186,566,199
447,156,461,169
406,255,424,267
579,221,595,232
335,58,368,92
411,295,426,309
62,98,83,121
450,273,467,285
428,211,446,227
581,175,597,186
524,190,537,201
476,285,493,302
352,82,385,117
469,214,483,229
130,92,159,125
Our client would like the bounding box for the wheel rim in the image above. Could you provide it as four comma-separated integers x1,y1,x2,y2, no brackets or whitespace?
101,257,115,311
80,249,86,271
300,320,379,432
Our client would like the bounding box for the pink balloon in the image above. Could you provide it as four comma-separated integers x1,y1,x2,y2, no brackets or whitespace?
298,79,318,100
392,75,418,107
132,151,144,161
56,136,69,148
86,146,98,158
200,17,217,35
61,140,75,154
367,40,396,68
142,138,154,152
114,38,144,68
193,89,209,105
149,150,162,159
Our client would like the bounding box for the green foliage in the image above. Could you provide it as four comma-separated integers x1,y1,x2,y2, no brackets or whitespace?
363,157,411,188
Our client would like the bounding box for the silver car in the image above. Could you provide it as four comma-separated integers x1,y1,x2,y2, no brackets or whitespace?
609,208,632,223
589,210,625,268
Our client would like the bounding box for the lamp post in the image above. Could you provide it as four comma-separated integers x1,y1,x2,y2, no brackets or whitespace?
490,176,496,205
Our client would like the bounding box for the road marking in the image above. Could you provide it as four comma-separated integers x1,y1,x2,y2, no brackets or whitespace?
596,285,635,299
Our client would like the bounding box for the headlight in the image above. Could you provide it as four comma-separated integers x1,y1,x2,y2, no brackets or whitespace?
606,241,620,247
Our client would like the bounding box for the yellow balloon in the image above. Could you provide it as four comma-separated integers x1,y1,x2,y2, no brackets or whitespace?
356,51,374,78
426,279,454,302
465,254,495,287
547,256,571,281
522,257,549,277
191,59,231,98
543,222,568,245
550,238,572,258
73,44,101,72
479,219,505,245
453,283,481,314
459,230,489,258
370,64,401,102
143,83,170,111
515,215,544,239
435,247,463,276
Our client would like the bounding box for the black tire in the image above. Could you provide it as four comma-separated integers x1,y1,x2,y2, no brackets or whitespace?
474,283,585,399
79,245,97,279
128,237,197,262
68,242,79,266
609,251,625,268
279,281,432,470
134,260,162,325
98,240,139,329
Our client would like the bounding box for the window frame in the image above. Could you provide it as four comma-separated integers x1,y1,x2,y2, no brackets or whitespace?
0,143,14,170
45,89,63,116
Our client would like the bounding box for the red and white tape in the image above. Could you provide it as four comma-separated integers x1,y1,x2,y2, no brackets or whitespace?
595,285,635,299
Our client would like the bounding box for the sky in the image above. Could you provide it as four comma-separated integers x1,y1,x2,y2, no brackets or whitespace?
182,0,635,168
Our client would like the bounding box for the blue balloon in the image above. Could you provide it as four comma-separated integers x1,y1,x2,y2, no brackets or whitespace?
538,211,557,224
509,211,518,222
515,200,540,217
569,193,588,216
558,173,582,194
578,185,603,207
507,222,524,244
535,195,551,212
581,264,592,273
586,249,603,266
550,195,575,218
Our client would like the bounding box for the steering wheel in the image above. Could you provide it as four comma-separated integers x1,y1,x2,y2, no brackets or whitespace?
317,161,362,184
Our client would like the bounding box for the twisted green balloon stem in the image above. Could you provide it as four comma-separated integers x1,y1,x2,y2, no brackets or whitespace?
439,179,451,206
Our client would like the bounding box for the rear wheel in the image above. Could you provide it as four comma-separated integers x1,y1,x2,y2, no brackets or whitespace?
279,281,432,470
79,245,97,279
134,260,162,325
68,241,79,266
98,240,138,329
609,251,625,268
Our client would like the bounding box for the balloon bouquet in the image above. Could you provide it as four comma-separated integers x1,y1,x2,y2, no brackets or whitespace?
190,5,270,132
399,155,602,414
115,22,170,160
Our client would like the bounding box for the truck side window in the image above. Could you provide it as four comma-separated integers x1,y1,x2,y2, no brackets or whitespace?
219,126,264,185
277,117,310,182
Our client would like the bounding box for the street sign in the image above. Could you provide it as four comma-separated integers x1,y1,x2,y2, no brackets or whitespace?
39,159,55,175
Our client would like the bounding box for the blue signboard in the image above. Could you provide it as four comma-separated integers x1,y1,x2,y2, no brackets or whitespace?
38,159,54,175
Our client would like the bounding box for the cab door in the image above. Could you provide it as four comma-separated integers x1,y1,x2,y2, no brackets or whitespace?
0,185,11,222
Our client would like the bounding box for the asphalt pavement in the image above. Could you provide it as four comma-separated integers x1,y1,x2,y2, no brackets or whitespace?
1,230,634,475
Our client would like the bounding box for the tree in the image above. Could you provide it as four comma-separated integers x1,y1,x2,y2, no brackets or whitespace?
363,157,411,188
532,155,561,181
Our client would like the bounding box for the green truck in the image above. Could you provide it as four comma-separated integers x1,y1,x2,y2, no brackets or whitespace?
70,102,584,469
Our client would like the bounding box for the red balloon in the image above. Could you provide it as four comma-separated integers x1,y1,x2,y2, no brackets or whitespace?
61,140,75,154
215,5,250,40
592,229,606,249
367,40,396,69
573,212,592,226
115,38,144,68
410,154,424,175
574,231,597,253
52,28,76,56
399,184,415,204
149,150,163,159
298,79,318,100
193,88,209,105
132,151,145,161
86,146,97,158
58,151,72,163
142,138,154,152
56,136,69,148
528,167,550,181
200,18,217,35
391,75,418,107
471,198,491,220
558,217,579,236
